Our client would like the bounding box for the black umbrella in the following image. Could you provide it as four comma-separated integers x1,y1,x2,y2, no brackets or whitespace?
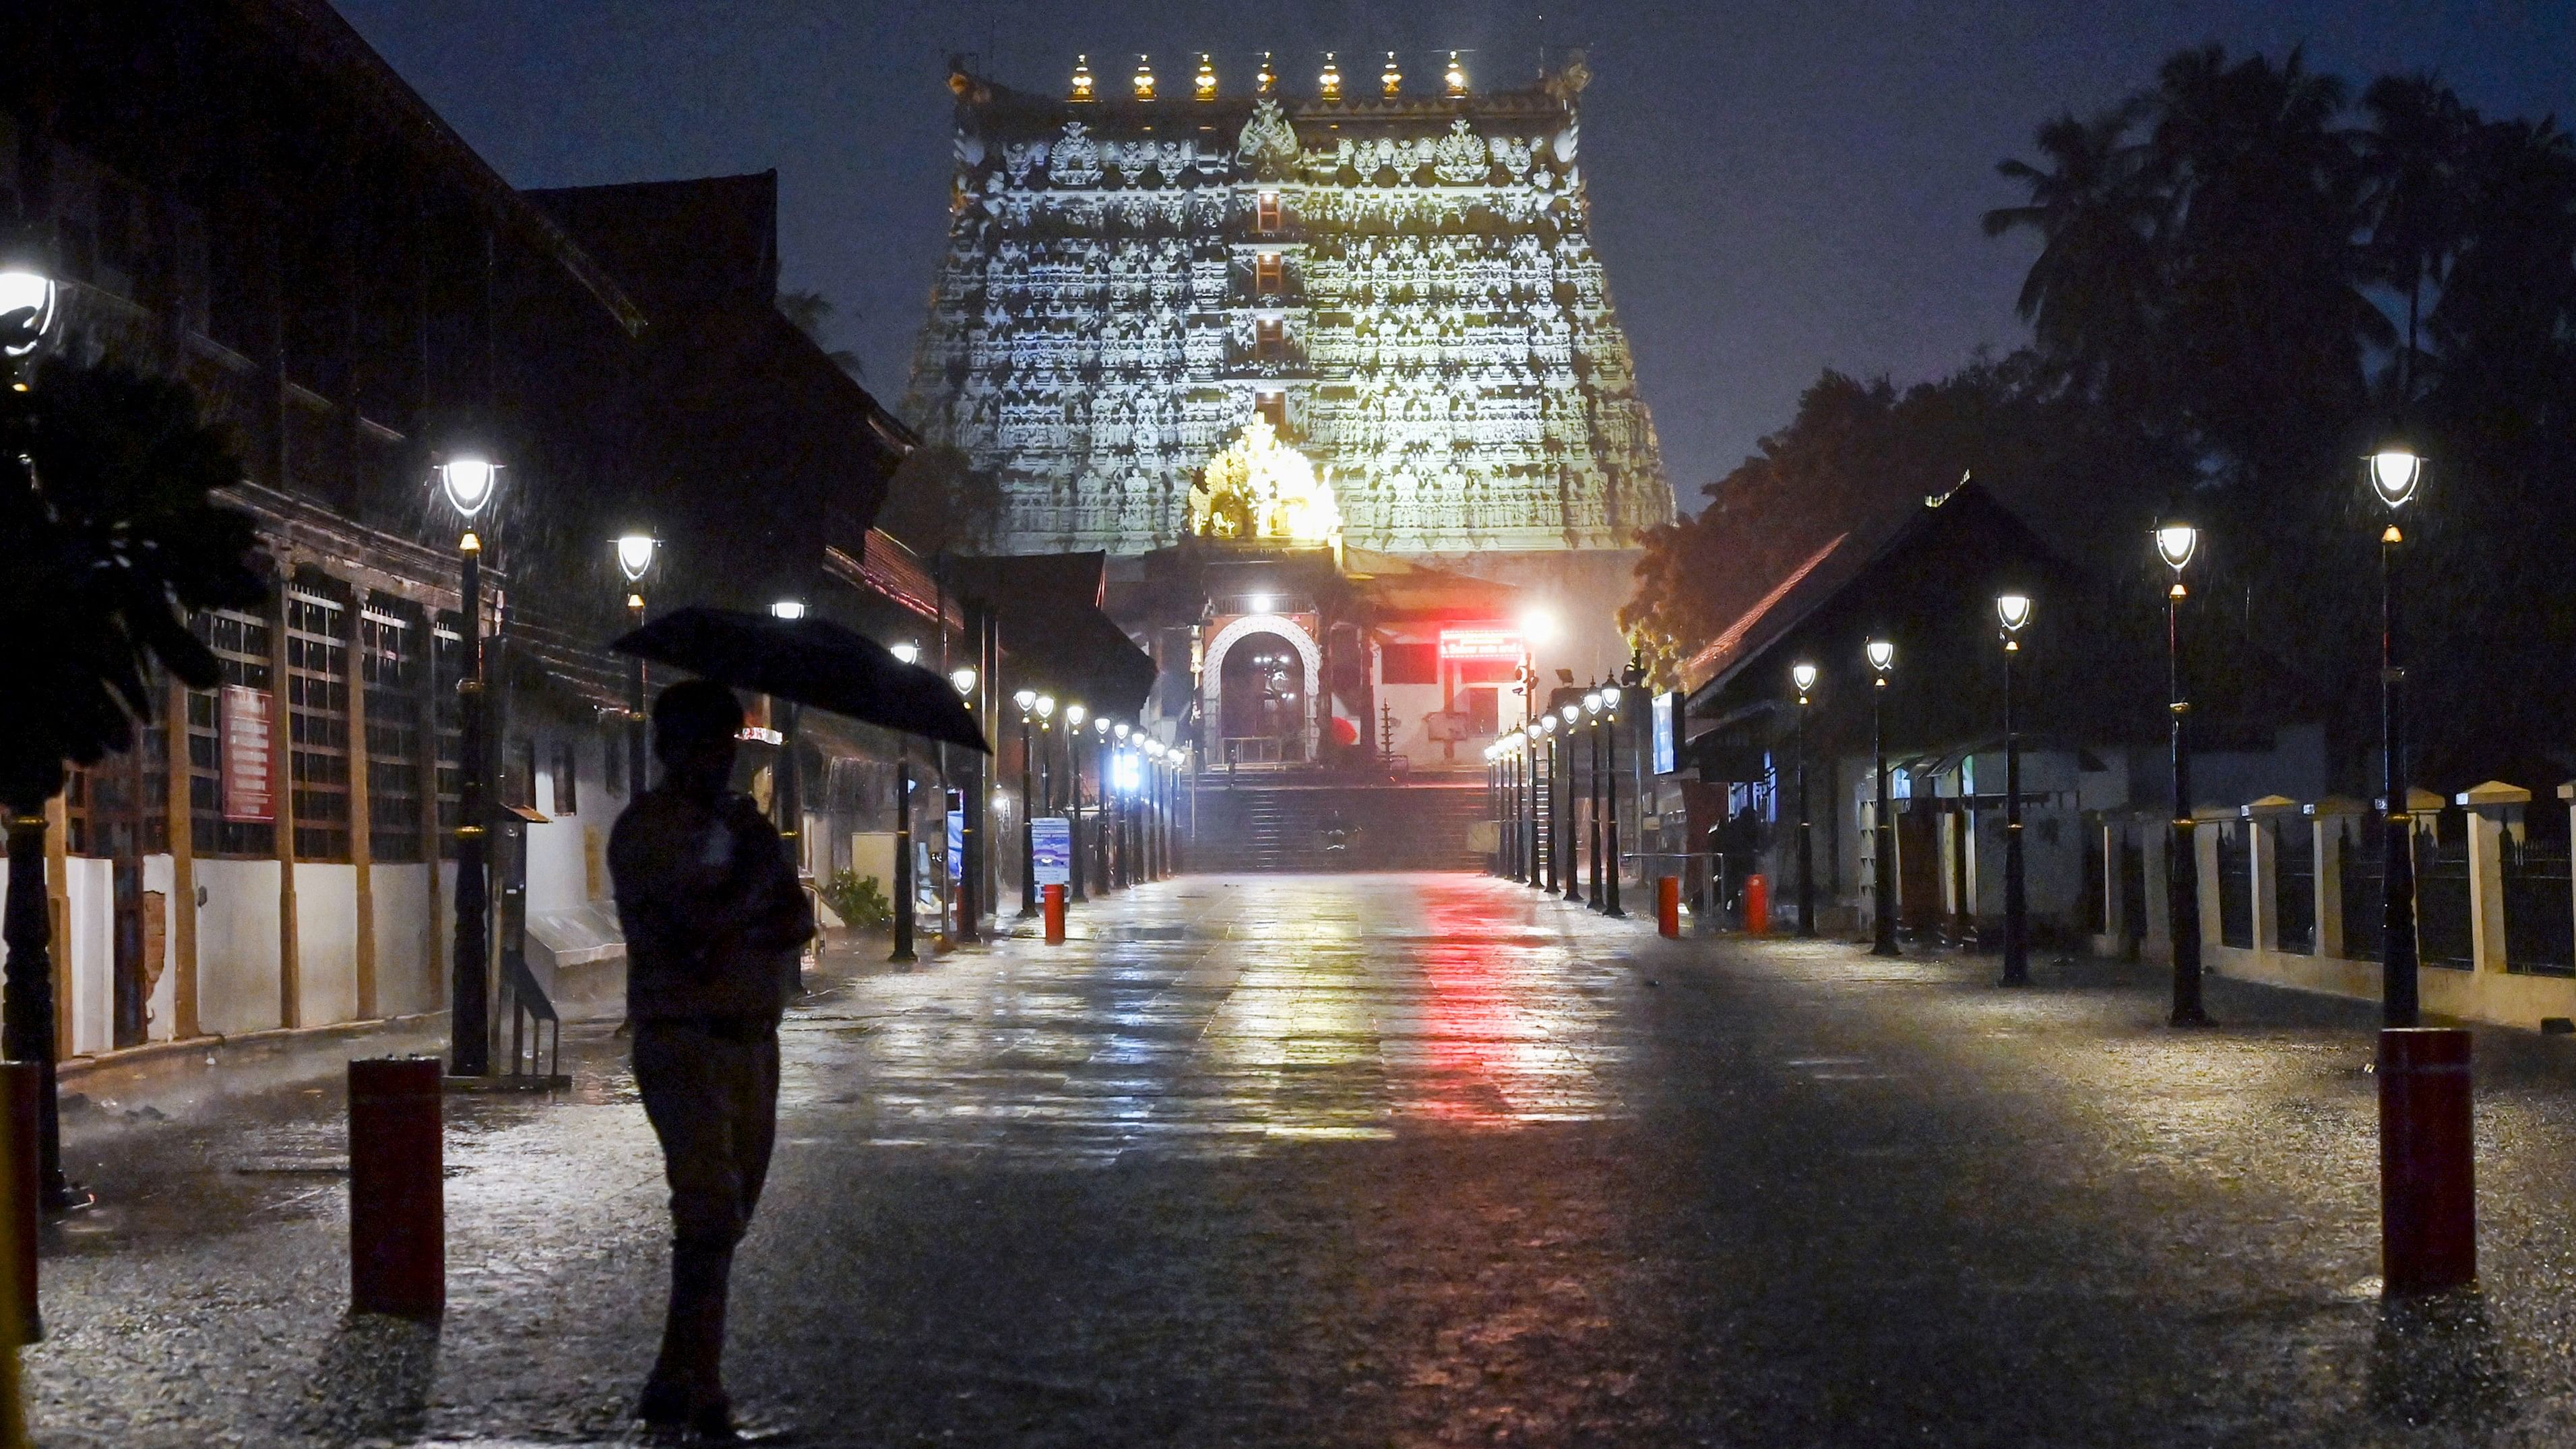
609,606,988,753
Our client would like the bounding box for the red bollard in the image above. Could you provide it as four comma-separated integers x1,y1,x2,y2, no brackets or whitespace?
2379,1027,2476,1295
1744,873,1770,935
348,1056,444,1320
0,1061,39,1343
1657,876,1680,938
1043,883,1067,944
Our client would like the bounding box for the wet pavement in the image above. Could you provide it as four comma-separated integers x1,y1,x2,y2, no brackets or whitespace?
24,873,2576,1446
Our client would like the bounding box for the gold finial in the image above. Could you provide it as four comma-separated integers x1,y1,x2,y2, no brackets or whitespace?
460,530,482,553
1070,54,1094,102
1445,51,1468,95
1133,53,1156,100
1195,53,1217,100
1257,51,1277,94
1381,51,1402,96
1319,51,1342,101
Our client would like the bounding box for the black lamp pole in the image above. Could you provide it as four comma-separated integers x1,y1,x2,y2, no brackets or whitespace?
1067,720,1087,904
1560,720,1581,902
1603,700,1625,917
1586,702,1604,911
2377,457,2422,1028
451,533,492,1075
1999,601,2030,987
1871,650,1899,958
2166,557,2207,1025
891,733,916,964
1795,679,1816,939
625,590,648,797
1017,708,1036,918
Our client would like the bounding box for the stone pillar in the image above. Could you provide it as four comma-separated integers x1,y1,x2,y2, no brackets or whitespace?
165,675,199,1040
2311,807,2346,961
2193,808,2227,954
2247,811,2275,954
2100,820,2124,942
2457,781,2529,975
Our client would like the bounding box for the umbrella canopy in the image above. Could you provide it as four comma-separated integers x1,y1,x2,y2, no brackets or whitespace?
610,606,988,753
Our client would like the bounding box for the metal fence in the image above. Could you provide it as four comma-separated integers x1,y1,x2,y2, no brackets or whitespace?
2274,819,2315,955
2417,809,2474,970
2217,822,2253,950
2505,813,2575,976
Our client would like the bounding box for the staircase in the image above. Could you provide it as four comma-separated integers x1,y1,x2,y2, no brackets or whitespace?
1191,782,1491,872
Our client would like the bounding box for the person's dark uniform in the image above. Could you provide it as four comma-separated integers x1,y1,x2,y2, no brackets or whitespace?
609,681,814,1438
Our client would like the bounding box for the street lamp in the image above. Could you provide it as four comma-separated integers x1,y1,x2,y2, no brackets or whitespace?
1583,689,1605,911
1092,716,1113,891
950,665,980,941
1064,704,1088,902
612,535,658,797
1996,594,2034,987
1558,703,1582,901
1601,685,1625,917
887,635,925,964
1792,662,1819,938
441,456,501,1076
1867,639,1898,956
0,266,60,366
2157,522,2206,1025
2370,447,2424,1027
1541,714,1562,896
1525,721,1545,890
1013,689,1038,917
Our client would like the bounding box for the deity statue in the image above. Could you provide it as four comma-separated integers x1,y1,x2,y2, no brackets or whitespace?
1187,420,1342,545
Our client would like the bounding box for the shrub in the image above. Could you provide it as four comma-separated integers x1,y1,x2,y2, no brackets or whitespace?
821,869,892,930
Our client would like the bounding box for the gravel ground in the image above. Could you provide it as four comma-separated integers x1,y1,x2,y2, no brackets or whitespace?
19,872,2576,1447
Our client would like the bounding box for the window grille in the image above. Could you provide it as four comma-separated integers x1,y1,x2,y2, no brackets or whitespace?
189,608,276,857
285,587,352,861
432,613,464,859
362,596,425,863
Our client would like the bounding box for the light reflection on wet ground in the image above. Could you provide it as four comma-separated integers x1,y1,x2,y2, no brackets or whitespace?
23,873,2576,1446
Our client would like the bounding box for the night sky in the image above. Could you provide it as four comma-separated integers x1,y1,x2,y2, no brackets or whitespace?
334,0,2573,502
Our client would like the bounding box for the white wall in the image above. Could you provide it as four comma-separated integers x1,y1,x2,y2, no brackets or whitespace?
373,862,441,1018
193,858,282,1036
143,853,177,1041
295,862,360,1028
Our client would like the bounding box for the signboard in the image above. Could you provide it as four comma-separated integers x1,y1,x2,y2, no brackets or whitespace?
1031,815,1072,888
946,809,965,882
1651,691,1678,776
220,683,273,822
1438,627,1522,662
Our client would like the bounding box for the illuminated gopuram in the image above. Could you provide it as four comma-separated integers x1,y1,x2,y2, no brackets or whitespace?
904,49,1672,620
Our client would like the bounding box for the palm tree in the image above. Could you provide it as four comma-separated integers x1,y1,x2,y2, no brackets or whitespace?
1984,99,2164,408
2359,74,2479,406
1,350,266,1204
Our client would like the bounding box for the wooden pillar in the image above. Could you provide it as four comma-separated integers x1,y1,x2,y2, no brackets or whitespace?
347,590,377,1020
165,675,199,1039
271,576,300,1030
420,607,445,1006
42,795,69,1060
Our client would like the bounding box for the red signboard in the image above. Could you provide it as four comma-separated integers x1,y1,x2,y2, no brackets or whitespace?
220,683,273,823
1438,627,1521,661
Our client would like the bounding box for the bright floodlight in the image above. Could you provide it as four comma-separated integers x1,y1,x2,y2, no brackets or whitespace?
1519,607,1559,645
769,599,806,621
1996,594,2033,633
1792,662,1819,694
890,641,920,665
1247,592,1275,613
1524,722,1540,739
1866,639,1895,673
0,269,57,356
2370,448,2424,508
439,458,497,518
2156,524,2198,573
614,534,657,582
1013,688,1037,713
950,667,977,696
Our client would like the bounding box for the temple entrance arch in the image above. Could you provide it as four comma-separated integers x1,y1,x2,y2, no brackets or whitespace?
1201,614,1322,766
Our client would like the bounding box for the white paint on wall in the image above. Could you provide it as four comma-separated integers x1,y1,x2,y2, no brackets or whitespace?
193,858,282,1036
373,863,439,1018
143,853,176,1041
295,862,360,1027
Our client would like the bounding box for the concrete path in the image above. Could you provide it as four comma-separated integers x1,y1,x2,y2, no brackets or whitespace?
21,874,2576,1446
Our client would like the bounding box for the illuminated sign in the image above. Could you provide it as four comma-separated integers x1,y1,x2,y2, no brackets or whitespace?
1652,691,1678,776
1437,627,1521,661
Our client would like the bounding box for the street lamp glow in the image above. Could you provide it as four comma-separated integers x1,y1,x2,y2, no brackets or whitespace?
1113,721,1131,740
1542,715,1559,734
1094,716,1110,737
1584,691,1603,714
1013,688,1036,714
1065,703,1086,728
1996,593,2033,634
1866,639,1895,673
2156,524,2198,573
1601,685,1620,708
949,666,977,696
1519,607,1559,645
2370,448,2424,508
614,533,658,582
769,600,806,621
439,458,498,518
889,641,920,665
1560,703,1579,724
1791,662,1819,695
0,268,58,357
1035,694,1055,720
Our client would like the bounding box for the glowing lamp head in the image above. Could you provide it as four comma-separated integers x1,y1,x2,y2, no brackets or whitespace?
1517,607,1559,645
1996,593,2033,634
1013,687,1037,714
889,641,920,665
2370,448,2423,508
1257,52,1277,94
769,599,806,621
1319,52,1342,100
1247,592,1275,613
1602,685,1621,708
614,533,657,582
1114,721,1131,740
1132,55,1155,100
1035,693,1055,719
0,268,58,357
2155,523,2197,573
1445,51,1468,94
1381,52,1402,96
1866,639,1895,674
1094,716,1111,737
1069,55,1094,101
1584,691,1603,714
1542,716,1559,735
1560,703,1580,724
1195,54,1217,99
439,457,497,518
1791,662,1819,695
1065,704,1086,727
950,666,978,696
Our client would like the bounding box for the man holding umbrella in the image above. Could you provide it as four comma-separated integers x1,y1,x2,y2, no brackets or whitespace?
610,681,813,1440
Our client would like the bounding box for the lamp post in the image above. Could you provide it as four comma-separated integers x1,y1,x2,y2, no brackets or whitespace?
950,665,980,941
1559,703,1582,900
767,603,809,967
1542,715,1562,894
1868,639,1898,957
1093,716,1112,892
1583,689,1606,911
2157,523,2207,1026
1013,688,1037,917
1143,741,1164,879
1064,704,1088,902
1602,685,1625,917
888,641,922,964
1792,663,1819,938
1112,722,1132,888
2371,448,2425,1027
441,456,499,1077
1524,723,1542,888
1996,594,2034,987
615,535,657,797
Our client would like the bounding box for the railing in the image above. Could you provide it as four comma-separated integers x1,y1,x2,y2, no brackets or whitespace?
2274,818,2316,954
2505,824,2575,976
498,950,565,1082
2418,809,2475,970
2217,822,2254,950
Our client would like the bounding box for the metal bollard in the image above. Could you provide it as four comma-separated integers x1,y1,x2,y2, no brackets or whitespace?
1744,873,1770,935
348,1056,444,1320
1657,876,1680,938
1043,883,1067,945
2379,1027,2476,1295
0,1062,38,1345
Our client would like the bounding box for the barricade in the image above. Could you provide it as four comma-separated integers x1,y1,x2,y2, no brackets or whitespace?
1657,876,1680,938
